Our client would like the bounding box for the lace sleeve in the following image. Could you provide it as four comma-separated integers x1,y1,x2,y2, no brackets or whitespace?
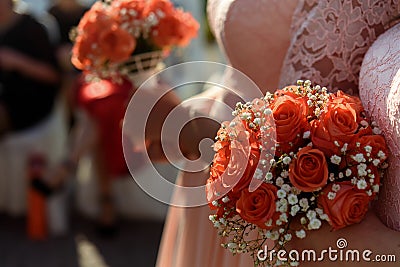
279,0,399,96
359,23,400,232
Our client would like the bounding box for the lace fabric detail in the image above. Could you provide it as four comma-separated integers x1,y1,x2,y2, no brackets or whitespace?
359,23,400,231
279,0,400,95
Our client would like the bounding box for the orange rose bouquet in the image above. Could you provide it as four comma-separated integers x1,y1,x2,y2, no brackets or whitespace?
206,80,389,266
71,0,199,79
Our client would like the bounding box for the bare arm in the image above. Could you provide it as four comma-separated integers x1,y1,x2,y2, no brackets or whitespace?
0,47,59,84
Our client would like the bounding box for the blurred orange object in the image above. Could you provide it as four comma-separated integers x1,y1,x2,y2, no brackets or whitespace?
27,153,48,240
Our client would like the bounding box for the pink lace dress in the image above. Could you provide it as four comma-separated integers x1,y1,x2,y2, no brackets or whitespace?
359,23,400,232
279,0,399,96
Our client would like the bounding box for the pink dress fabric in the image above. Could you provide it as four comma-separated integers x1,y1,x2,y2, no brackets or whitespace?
359,23,400,232
156,0,297,266
279,0,399,96
156,1,400,266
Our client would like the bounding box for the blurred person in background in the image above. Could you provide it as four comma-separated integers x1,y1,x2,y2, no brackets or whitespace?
49,0,88,128
0,0,65,222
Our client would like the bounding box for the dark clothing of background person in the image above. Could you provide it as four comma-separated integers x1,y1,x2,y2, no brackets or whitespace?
0,14,60,132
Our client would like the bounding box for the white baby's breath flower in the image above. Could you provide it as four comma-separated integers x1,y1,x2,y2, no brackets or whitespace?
281,170,289,178
334,141,340,147
277,189,287,199
328,192,336,200
377,150,386,160
265,172,273,181
303,131,311,139
319,214,329,221
270,231,279,241
227,243,237,249
373,184,380,193
263,108,272,115
278,204,288,213
308,218,322,230
346,169,352,177
357,179,368,190
212,200,219,207
373,127,382,135
296,229,306,239
240,112,252,120
300,217,307,225
280,213,288,223
291,205,300,216
341,143,349,153
265,231,272,238
299,198,309,209
353,153,365,163
315,208,323,215
307,210,317,220
253,118,261,126
372,159,381,166
279,198,288,206
366,190,373,197
284,233,292,241
330,155,342,165
288,194,298,205
332,184,341,192
364,145,372,153
360,120,369,127
281,184,291,192
338,172,344,179
276,177,284,187
222,196,230,203
283,156,292,165
253,168,263,180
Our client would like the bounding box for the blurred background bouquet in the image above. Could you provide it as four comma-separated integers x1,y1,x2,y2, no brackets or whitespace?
70,0,199,80
206,80,389,266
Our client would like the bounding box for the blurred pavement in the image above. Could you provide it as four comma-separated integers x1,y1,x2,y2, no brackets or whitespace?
0,214,163,267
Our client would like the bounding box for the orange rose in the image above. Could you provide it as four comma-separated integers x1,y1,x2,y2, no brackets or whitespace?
145,0,198,48
206,129,260,204
318,182,370,230
236,183,279,229
311,102,359,156
354,135,388,160
72,2,115,70
71,35,93,70
271,94,309,154
98,24,136,63
78,2,112,37
289,147,328,192
173,9,199,46
331,91,364,119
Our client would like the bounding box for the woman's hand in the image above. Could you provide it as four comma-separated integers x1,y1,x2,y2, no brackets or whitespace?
285,210,400,266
